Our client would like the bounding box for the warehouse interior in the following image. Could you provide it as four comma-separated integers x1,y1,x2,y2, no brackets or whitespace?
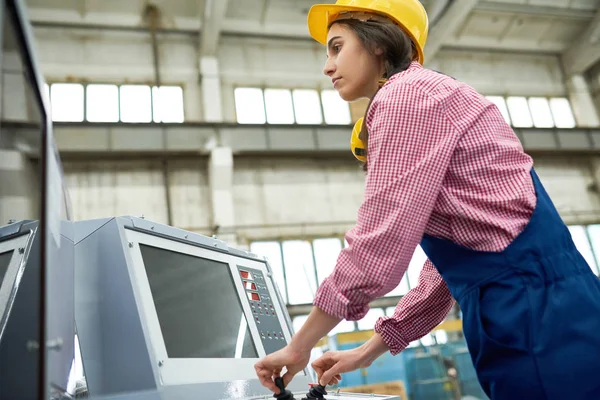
0,0,600,399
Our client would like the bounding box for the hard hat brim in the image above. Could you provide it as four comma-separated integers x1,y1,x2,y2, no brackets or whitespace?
307,4,375,45
307,4,425,64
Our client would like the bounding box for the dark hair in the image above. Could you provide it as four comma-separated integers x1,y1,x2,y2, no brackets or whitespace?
330,18,415,170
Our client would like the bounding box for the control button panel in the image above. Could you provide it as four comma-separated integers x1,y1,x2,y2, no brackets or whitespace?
237,266,287,354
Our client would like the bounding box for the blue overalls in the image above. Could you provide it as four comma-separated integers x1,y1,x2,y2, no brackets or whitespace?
420,169,600,399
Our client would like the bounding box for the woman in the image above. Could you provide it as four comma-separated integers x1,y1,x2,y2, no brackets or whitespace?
254,1,600,398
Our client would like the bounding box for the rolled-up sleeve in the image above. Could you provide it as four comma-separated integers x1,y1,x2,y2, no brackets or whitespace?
313,81,459,321
374,259,455,355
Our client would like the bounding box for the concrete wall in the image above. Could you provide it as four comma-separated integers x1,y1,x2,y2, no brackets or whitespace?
62,159,211,230
60,154,600,244
428,50,566,97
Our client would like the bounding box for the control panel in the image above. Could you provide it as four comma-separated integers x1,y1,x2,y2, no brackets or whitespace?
237,266,287,354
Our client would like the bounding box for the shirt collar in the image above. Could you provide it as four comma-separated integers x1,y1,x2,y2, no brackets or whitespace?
384,61,422,86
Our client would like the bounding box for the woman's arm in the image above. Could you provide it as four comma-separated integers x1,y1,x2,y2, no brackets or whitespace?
374,259,455,355
288,307,342,353
312,259,454,386
255,81,460,392
312,81,459,322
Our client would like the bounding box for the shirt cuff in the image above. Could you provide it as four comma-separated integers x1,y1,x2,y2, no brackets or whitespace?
374,316,410,356
312,278,370,321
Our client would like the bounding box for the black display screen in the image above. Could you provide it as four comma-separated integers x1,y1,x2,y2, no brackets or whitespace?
0,251,13,284
139,244,258,359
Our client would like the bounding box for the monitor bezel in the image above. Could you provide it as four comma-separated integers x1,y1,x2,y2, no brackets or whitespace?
124,228,293,386
0,231,33,340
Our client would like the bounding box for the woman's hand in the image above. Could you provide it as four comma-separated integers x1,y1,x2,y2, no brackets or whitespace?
311,348,371,386
254,344,311,393
255,307,343,392
312,333,390,386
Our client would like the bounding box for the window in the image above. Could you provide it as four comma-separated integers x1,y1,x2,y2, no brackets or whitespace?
292,89,323,124
292,315,308,334
86,84,119,122
249,241,288,303
528,97,554,128
47,82,185,124
249,237,429,306
420,333,435,346
506,96,533,128
50,83,84,122
120,85,152,123
153,86,185,123
406,246,427,289
330,319,356,335
485,95,577,129
549,98,576,128
434,330,448,344
264,89,295,124
234,88,266,124
357,308,386,331
321,90,352,125
313,238,342,284
233,87,351,125
281,240,318,305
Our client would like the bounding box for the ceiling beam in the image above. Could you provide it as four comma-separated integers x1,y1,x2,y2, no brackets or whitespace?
475,1,593,20
443,36,567,53
200,0,230,56
424,0,479,63
27,2,595,34
28,9,202,32
221,19,309,39
562,8,600,76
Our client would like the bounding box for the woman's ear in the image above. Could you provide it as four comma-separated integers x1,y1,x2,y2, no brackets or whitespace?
374,47,384,56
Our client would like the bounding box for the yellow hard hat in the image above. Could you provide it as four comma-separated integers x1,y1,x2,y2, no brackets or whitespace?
351,117,366,162
307,0,429,64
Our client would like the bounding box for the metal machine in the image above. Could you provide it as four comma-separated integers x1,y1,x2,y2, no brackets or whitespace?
0,220,74,400
71,216,400,400
0,221,43,400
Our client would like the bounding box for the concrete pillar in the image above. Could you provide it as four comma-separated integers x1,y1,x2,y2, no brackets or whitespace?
182,79,203,122
0,149,39,225
199,56,223,123
566,74,600,127
208,146,236,245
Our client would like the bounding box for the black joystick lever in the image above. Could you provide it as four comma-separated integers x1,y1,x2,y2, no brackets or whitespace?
273,377,295,400
302,384,327,400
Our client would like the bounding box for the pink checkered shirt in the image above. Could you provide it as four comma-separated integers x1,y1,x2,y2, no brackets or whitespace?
313,62,536,355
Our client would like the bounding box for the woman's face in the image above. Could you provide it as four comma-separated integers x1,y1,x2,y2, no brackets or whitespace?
323,23,383,102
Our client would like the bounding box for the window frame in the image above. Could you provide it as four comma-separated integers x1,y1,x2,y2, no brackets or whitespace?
45,80,185,124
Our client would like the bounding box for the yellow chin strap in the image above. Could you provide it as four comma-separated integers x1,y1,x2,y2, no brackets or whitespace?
351,117,366,162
